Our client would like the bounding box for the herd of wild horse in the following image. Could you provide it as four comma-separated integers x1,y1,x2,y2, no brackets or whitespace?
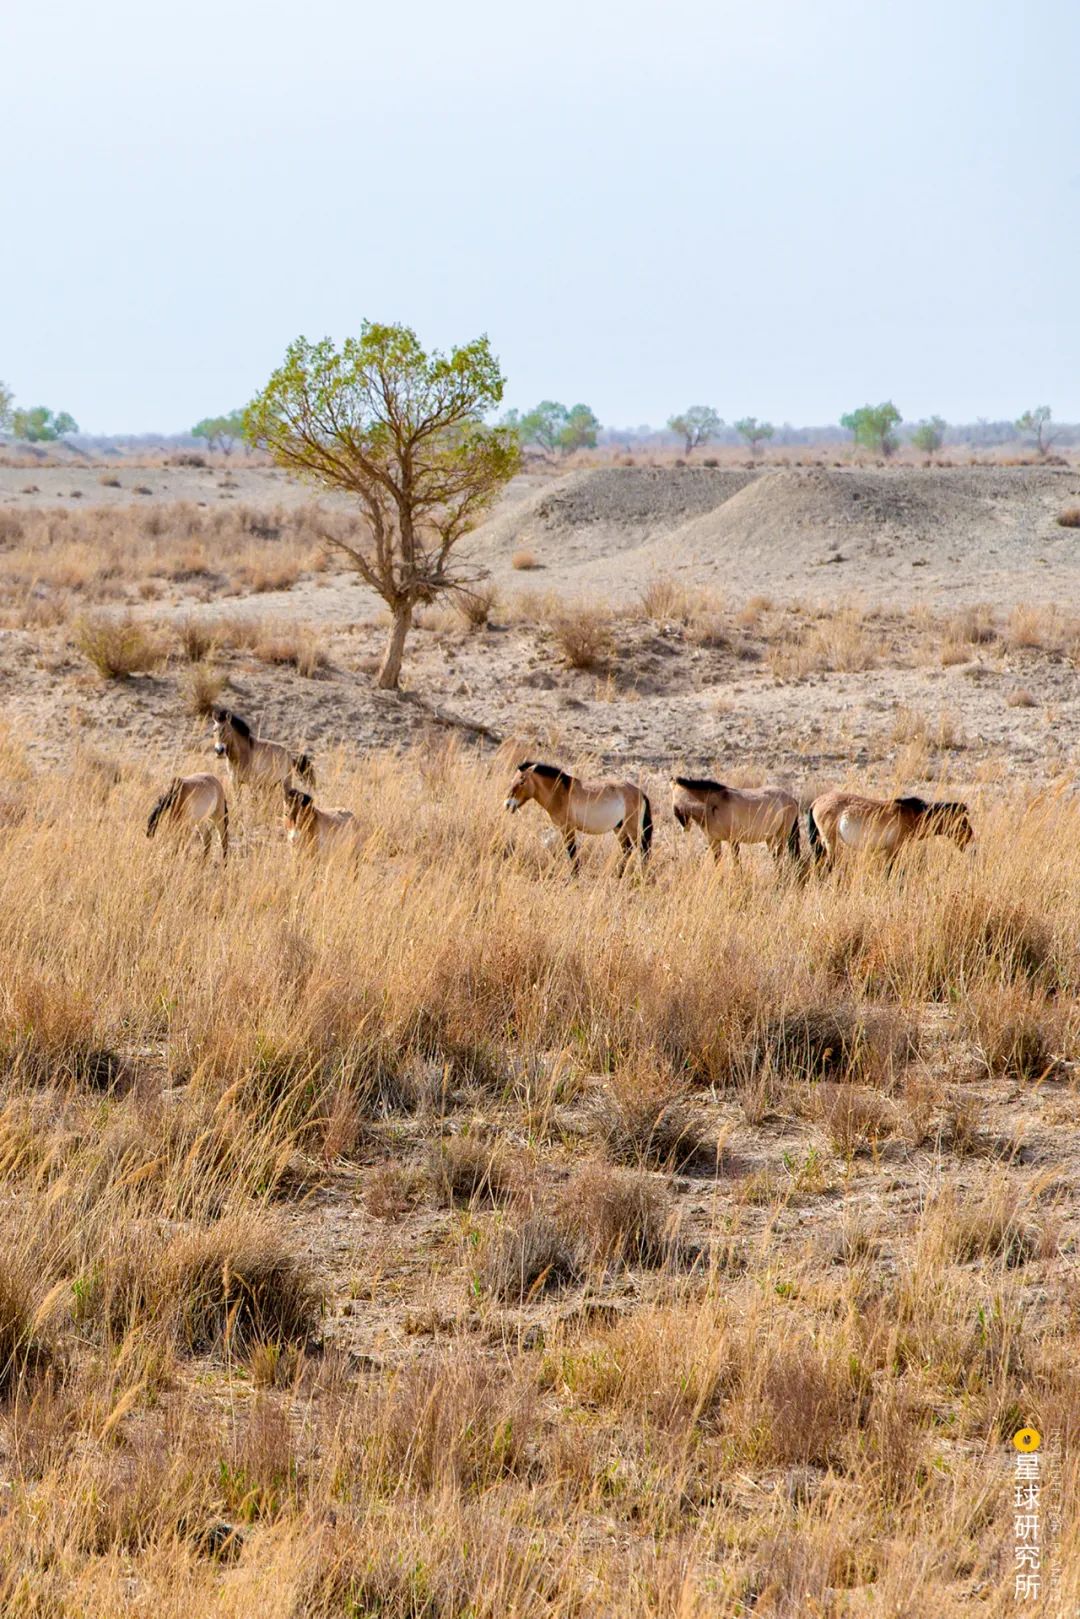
145,707,976,873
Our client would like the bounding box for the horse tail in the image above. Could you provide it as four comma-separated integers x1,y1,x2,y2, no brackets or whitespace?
294,753,316,787
787,811,801,862
640,793,654,862
806,804,825,864
146,778,182,839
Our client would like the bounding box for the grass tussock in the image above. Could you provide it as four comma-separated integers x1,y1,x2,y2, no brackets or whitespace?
73,614,164,679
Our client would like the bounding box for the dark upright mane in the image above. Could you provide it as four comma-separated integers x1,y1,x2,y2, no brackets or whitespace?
517,760,573,786
674,775,726,794
283,784,313,811
893,794,929,815
215,709,251,739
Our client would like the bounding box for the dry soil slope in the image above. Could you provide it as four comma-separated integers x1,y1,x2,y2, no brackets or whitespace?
467,465,759,576
568,466,1080,604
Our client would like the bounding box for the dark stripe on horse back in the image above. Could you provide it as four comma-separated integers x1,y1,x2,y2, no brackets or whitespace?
519,761,572,785
673,775,726,794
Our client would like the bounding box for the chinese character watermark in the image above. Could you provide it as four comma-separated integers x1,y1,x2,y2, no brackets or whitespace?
1012,1429,1041,1603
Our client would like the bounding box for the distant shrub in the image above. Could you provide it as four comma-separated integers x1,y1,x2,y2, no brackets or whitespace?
551,604,616,670
454,584,499,632
1057,508,1080,528
74,614,164,679
511,550,541,571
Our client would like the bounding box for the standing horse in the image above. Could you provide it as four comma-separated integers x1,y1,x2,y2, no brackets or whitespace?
282,784,360,856
671,776,800,867
807,789,974,871
146,774,229,860
504,761,653,874
212,709,315,791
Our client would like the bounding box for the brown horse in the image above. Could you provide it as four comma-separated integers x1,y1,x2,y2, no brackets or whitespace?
282,784,360,856
671,776,800,867
146,773,229,860
212,709,315,792
807,789,974,871
504,761,652,874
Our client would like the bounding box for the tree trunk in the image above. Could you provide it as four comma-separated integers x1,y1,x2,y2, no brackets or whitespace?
377,602,412,690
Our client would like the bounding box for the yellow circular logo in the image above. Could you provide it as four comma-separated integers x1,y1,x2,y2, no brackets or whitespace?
1013,1428,1042,1453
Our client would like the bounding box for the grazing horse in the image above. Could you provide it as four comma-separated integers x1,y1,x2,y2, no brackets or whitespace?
504,760,653,874
146,773,228,860
807,789,974,871
212,709,315,791
282,784,359,856
671,776,800,867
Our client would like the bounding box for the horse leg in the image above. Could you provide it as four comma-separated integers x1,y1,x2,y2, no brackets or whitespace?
615,827,633,876
562,829,580,875
198,823,212,859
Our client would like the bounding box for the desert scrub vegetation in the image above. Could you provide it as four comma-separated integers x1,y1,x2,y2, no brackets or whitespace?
0,744,1077,1608
0,499,341,622
73,612,165,679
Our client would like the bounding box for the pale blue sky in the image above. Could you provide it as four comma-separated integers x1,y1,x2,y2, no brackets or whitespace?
3,0,1077,433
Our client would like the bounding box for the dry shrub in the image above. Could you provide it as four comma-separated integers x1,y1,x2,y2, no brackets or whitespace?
511,549,540,570
181,662,228,717
925,1183,1044,1268
473,1209,579,1302
812,1083,898,1156
961,986,1061,1081
251,624,328,678
589,1069,713,1170
426,1134,526,1205
1007,605,1049,649
73,614,164,679
1057,506,1080,527
759,1337,869,1467
767,609,876,679
166,1215,321,1352
1007,687,1037,709
178,615,218,662
454,584,499,631
350,1354,536,1494
558,1162,677,1269
364,1164,425,1220
950,604,996,645
1,975,119,1088
758,1004,891,1084
550,604,616,670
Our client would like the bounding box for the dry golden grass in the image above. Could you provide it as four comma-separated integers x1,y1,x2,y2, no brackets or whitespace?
0,743,1077,1611
0,500,344,624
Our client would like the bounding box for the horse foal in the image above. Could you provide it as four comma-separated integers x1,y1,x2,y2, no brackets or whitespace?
807,789,974,871
504,760,652,874
212,708,315,792
146,773,228,859
672,776,800,867
282,784,360,857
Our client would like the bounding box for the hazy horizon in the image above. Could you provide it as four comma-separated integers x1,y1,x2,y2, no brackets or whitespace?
4,0,1078,434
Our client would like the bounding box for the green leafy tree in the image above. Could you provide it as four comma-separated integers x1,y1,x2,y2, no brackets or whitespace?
12,406,79,442
1015,405,1055,456
668,405,722,456
734,416,775,455
518,401,569,456
245,322,520,690
840,401,901,457
911,416,946,457
0,381,13,434
192,410,245,455
558,403,600,454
